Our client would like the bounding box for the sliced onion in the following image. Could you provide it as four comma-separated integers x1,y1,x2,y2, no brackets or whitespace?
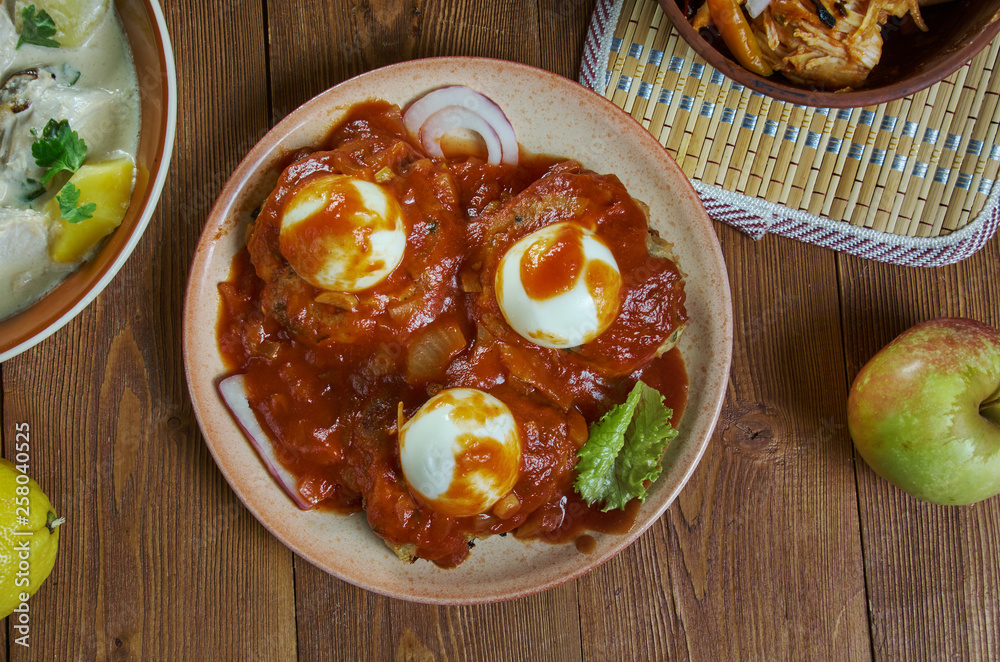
218,374,313,511
419,106,504,164
746,0,771,18
406,319,467,383
403,85,519,165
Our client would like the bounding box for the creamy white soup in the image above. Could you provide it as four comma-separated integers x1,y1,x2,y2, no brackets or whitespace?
0,0,140,320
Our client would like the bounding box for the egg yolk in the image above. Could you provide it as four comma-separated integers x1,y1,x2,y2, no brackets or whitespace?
278,174,406,292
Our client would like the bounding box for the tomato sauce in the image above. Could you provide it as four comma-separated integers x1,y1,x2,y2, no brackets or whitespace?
520,223,584,299
217,100,689,567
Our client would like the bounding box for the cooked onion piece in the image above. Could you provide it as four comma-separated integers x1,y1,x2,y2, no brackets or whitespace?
278,173,406,292
403,85,519,165
218,375,312,511
398,388,522,518
495,222,623,349
746,0,771,18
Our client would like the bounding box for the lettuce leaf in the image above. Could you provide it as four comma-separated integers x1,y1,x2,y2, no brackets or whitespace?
574,381,678,511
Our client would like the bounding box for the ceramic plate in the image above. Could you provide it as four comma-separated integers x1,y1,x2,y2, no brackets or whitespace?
183,57,732,604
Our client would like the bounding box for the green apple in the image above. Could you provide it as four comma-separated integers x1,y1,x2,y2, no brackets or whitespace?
847,317,1000,505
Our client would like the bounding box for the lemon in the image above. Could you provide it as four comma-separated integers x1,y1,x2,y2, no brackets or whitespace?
0,459,61,619
14,0,109,49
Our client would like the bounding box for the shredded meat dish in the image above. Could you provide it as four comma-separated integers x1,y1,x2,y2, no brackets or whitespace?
688,0,929,90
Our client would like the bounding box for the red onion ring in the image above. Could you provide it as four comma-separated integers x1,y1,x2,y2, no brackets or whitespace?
218,374,313,510
418,106,503,164
403,85,519,165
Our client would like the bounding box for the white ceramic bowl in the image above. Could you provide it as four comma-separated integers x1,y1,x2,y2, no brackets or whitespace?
184,57,732,604
0,0,177,361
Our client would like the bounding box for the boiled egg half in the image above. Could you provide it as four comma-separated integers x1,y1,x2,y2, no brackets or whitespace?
278,173,406,292
495,221,622,349
398,388,521,518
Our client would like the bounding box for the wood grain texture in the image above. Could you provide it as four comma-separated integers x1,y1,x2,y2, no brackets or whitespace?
3,0,296,658
839,239,1000,662
538,0,596,77
578,226,872,661
265,0,592,121
2,0,1000,659
295,559,583,661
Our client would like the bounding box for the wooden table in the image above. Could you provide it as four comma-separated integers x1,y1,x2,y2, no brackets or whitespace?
3,0,999,659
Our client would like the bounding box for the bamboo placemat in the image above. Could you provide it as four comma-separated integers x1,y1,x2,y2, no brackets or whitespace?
579,0,1000,266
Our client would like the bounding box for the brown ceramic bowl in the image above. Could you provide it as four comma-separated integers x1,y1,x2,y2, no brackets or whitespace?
0,0,176,361
184,57,733,603
659,0,1000,107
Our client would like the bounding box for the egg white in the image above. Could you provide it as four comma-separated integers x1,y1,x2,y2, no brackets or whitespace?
495,222,622,349
398,388,521,518
279,174,406,292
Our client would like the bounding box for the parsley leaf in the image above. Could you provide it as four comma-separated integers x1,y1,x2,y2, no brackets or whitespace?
31,119,88,185
574,381,679,512
56,182,97,223
17,5,60,49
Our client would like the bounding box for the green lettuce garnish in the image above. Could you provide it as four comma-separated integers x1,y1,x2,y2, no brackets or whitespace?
574,381,678,512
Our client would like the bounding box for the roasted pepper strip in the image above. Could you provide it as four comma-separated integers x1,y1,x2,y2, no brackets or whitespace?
705,0,773,77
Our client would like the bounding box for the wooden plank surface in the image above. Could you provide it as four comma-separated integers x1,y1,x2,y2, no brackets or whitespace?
1,0,999,659
577,229,871,661
839,242,1000,661
2,0,297,658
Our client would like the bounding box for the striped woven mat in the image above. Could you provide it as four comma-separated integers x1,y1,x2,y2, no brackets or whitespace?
580,0,1000,267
